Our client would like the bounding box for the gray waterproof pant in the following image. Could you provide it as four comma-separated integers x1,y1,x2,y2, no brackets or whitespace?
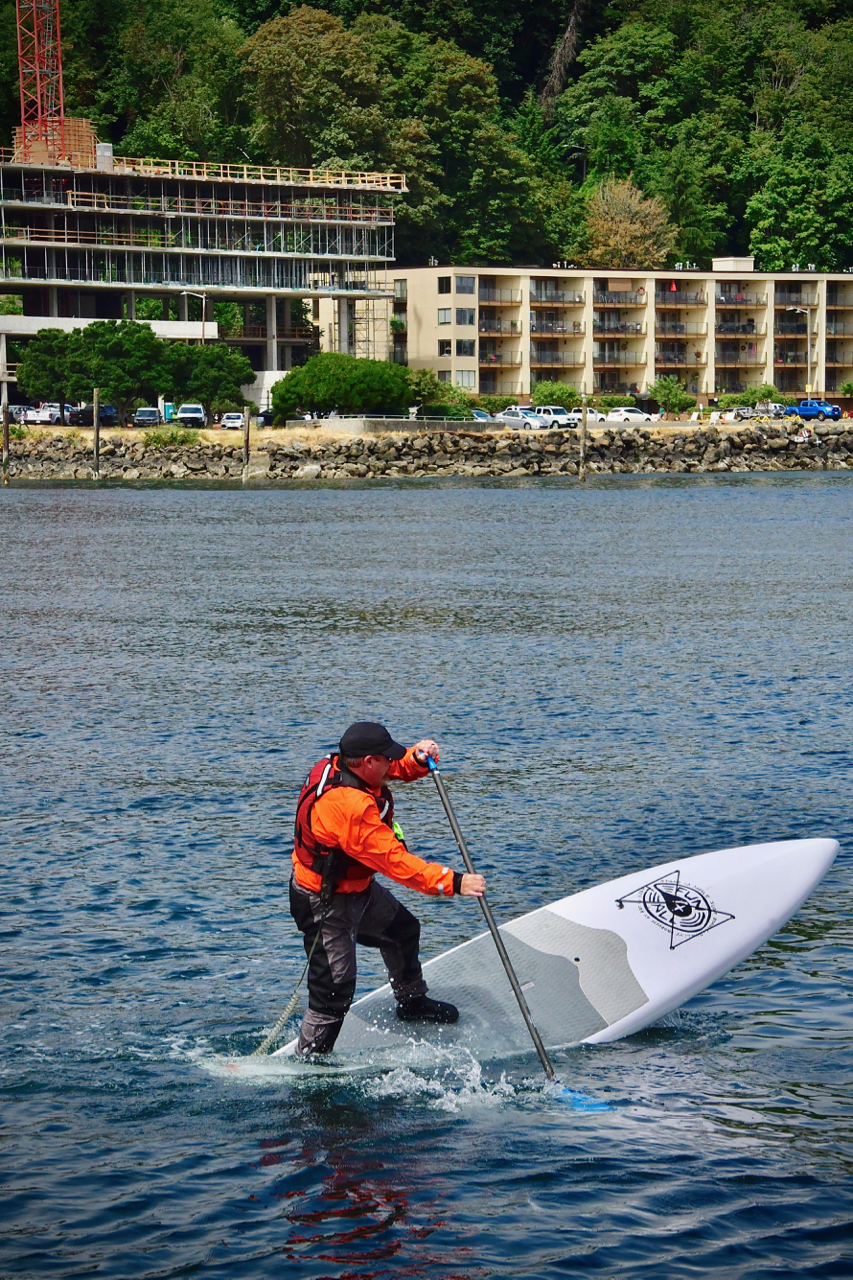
289,876,428,1055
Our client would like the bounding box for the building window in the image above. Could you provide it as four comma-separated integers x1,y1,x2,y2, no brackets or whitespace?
438,339,452,356
456,339,475,356
456,276,475,294
438,308,452,325
438,369,451,382
394,279,407,300
455,370,476,388
456,308,475,325
438,277,451,294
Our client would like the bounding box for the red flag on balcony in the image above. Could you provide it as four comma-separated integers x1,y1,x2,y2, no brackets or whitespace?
670,280,677,292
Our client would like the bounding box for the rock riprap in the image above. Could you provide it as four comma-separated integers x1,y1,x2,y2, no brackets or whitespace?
6,424,853,480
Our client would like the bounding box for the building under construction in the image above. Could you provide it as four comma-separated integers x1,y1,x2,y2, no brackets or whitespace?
2,0,403,407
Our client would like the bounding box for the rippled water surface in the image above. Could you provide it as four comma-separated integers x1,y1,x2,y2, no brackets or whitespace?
2,474,852,1278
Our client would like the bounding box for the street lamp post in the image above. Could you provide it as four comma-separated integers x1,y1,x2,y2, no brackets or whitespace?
180,290,208,344
786,305,816,394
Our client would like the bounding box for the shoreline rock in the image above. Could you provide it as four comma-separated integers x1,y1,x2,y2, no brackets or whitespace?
5,423,853,482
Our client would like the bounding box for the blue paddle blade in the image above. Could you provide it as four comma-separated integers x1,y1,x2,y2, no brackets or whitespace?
546,1081,611,1111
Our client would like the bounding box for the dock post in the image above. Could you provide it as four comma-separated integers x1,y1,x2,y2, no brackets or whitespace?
93,388,100,478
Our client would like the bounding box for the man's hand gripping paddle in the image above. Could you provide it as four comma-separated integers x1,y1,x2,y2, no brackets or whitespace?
427,757,556,1082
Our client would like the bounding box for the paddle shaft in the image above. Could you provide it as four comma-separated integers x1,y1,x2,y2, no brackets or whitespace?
428,759,555,1081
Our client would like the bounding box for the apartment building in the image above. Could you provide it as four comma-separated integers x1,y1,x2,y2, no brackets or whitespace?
0,141,401,408
391,258,853,404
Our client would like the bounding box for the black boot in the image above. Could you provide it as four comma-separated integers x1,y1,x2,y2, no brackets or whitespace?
396,995,459,1024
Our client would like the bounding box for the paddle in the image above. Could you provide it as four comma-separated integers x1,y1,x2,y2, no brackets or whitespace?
427,757,555,1081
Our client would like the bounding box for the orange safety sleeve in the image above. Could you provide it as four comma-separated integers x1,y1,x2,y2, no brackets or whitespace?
310,785,456,897
385,745,431,783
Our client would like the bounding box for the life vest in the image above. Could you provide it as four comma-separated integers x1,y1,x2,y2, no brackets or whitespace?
293,754,395,890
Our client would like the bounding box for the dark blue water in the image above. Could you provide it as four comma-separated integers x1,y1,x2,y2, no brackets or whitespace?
2,475,852,1278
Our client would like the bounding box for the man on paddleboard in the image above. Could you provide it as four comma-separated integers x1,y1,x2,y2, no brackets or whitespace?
290,721,486,1056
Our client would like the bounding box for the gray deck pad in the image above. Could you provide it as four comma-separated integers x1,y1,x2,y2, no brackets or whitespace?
335,909,649,1057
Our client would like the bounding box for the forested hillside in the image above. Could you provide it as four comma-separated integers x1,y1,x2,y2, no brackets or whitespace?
3,0,853,268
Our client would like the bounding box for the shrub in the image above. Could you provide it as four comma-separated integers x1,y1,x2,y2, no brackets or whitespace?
594,394,636,409
647,376,696,416
531,381,581,408
143,426,199,447
477,394,517,414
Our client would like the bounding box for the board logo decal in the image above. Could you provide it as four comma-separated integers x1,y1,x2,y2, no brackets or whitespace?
616,871,734,949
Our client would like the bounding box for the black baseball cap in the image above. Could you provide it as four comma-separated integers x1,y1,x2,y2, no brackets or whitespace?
339,721,406,760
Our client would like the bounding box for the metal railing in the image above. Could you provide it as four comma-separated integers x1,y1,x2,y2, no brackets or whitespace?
529,350,585,366
654,351,707,366
774,322,809,335
773,353,809,366
715,292,767,306
0,147,408,190
716,322,766,336
478,288,522,304
714,352,766,366
478,318,520,334
593,321,645,335
389,348,408,365
655,321,706,335
595,290,646,306
0,191,397,224
478,352,522,366
530,321,584,335
655,291,706,305
826,322,853,336
529,290,585,305
774,292,817,307
592,351,647,367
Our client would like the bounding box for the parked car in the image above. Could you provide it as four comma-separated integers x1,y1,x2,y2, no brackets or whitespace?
24,402,75,425
470,408,495,421
721,406,754,423
220,411,245,429
69,403,119,427
784,398,842,422
606,406,653,423
133,407,162,429
753,401,786,418
534,405,575,426
256,409,276,427
495,406,548,428
564,406,607,424
176,403,207,427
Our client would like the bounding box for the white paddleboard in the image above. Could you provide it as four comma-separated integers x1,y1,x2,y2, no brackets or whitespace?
273,838,838,1061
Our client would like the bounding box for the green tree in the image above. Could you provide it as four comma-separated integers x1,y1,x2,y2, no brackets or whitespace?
271,352,411,417
647,376,696,416
76,321,168,424
163,342,256,420
531,380,580,407
16,328,83,423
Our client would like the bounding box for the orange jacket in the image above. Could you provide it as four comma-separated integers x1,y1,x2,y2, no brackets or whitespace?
291,748,456,896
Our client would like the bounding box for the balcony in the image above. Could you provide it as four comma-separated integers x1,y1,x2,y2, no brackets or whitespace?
655,290,706,306
592,351,647,368
529,350,585,367
773,352,809,367
594,290,646,306
715,292,767,307
529,289,585,306
593,321,645,335
656,321,707,336
478,351,523,367
654,351,708,366
716,322,765,336
826,293,853,309
825,349,853,367
714,351,766,367
530,321,584,335
478,318,521,335
389,347,408,365
774,322,809,336
478,288,521,304
826,321,853,336
774,292,817,307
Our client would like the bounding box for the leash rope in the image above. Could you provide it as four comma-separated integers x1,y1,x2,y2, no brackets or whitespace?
249,910,326,1057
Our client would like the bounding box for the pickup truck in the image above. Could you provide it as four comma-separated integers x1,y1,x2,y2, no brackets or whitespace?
785,399,842,422
23,402,75,425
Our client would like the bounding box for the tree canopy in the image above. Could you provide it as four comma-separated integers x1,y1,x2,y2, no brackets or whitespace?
271,352,412,417
5,0,853,268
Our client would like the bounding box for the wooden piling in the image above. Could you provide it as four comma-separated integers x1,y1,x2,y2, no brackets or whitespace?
93,388,100,478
